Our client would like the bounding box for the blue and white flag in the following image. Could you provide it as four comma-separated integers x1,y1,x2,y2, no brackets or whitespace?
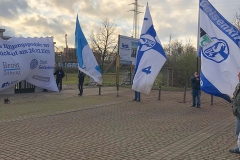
75,15,102,85
198,0,240,102
0,37,58,92
132,4,167,95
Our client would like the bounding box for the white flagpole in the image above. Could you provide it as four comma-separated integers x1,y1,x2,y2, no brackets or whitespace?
196,0,200,72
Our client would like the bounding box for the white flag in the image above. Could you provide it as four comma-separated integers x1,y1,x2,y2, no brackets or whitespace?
0,37,58,92
132,3,167,95
199,0,240,102
75,15,103,85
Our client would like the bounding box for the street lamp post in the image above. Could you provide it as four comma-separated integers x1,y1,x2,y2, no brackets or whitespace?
54,43,63,67
65,34,68,63
60,52,62,67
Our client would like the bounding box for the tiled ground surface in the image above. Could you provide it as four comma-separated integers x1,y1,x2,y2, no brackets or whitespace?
0,85,239,160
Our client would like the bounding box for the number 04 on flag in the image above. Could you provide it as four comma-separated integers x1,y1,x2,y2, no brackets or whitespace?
132,3,167,95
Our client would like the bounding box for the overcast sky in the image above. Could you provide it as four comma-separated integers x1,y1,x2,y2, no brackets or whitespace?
0,0,239,50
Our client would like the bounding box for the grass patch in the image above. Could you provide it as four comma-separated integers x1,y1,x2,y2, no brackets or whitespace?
61,73,191,90
62,73,120,86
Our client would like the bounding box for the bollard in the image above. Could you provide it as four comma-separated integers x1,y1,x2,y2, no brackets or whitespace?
211,95,213,105
183,86,186,103
158,86,161,100
117,84,119,97
99,85,101,95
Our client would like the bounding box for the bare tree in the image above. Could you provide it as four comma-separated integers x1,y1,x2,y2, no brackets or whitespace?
90,18,117,72
232,8,240,30
184,38,196,55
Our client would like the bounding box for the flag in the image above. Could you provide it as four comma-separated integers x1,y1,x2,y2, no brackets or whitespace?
75,15,102,85
132,3,167,95
198,0,240,102
0,37,59,92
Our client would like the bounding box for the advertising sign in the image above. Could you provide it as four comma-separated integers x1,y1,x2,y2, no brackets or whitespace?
118,35,139,65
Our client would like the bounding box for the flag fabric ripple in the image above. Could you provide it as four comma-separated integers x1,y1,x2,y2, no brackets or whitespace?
75,15,102,85
198,0,240,102
132,3,167,95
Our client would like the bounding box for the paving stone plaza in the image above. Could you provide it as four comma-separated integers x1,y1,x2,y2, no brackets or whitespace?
0,86,239,160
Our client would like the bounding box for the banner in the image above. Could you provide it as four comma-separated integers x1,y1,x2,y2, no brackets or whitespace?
199,0,240,102
132,3,167,95
0,37,58,92
75,15,103,85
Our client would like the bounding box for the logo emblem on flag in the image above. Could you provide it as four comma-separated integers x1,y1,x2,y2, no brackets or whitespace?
132,3,166,95
198,0,240,102
139,34,156,52
200,28,229,63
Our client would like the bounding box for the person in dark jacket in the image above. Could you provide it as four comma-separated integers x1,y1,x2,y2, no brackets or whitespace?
54,66,65,92
78,70,85,96
229,70,240,154
190,72,201,108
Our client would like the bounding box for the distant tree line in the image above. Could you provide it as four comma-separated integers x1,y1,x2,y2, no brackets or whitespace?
67,9,240,87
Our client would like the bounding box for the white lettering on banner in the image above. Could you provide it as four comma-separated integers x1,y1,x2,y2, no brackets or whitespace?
199,0,240,102
0,37,59,92
200,0,240,47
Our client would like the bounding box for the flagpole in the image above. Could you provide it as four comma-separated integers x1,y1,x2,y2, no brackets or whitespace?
116,35,120,97
196,0,200,73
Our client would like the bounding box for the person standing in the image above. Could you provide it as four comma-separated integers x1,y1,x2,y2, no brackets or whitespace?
190,72,201,108
133,70,140,102
78,70,85,96
133,91,141,102
54,66,65,92
229,70,240,154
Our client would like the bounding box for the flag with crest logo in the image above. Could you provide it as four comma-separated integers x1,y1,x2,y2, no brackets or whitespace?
198,0,240,102
132,3,167,95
